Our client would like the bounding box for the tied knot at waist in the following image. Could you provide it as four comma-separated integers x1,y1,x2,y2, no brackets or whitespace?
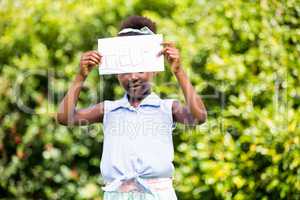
102,175,173,195
102,158,174,196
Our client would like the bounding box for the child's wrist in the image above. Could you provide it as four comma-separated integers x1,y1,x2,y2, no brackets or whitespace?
76,72,87,81
173,67,184,76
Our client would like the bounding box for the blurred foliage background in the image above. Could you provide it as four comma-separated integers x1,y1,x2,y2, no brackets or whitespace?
0,0,299,199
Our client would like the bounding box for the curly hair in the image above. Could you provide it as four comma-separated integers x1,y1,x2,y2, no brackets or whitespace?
118,15,157,36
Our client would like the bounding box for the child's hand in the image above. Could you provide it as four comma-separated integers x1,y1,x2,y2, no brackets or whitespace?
79,51,102,77
158,42,182,74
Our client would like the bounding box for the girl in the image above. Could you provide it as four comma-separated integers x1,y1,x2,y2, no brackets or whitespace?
57,15,207,200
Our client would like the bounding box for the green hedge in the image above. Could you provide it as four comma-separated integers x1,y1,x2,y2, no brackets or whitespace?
0,0,299,199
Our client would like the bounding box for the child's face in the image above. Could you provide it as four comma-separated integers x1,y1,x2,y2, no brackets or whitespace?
117,72,156,98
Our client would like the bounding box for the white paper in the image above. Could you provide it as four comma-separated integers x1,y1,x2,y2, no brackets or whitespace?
98,34,164,75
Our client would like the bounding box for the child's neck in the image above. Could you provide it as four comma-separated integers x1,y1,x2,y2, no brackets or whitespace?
127,90,151,108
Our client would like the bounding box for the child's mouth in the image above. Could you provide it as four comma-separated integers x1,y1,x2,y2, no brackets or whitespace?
128,84,145,94
128,82,142,89
131,84,141,89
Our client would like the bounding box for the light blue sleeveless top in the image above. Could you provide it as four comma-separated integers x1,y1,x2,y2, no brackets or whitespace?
100,92,175,194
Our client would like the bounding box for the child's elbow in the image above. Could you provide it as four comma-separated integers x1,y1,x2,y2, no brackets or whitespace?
195,111,207,125
56,113,68,126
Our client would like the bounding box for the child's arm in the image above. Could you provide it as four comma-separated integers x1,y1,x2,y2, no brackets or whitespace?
57,51,104,126
160,42,207,125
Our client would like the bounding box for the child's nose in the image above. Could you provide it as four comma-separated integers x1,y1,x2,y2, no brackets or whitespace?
129,73,139,80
